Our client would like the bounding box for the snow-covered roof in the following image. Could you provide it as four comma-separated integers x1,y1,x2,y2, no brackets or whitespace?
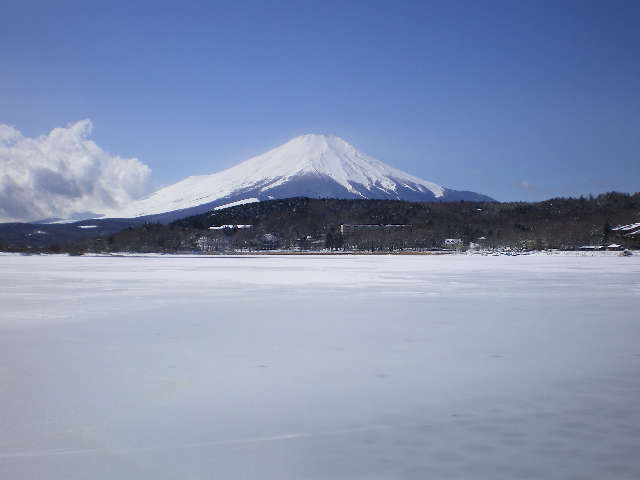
209,224,252,230
612,222,640,231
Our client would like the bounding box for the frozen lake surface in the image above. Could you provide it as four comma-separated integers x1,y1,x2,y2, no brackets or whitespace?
1,253,640,479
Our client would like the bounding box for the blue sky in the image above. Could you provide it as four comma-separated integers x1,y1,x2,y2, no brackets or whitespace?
2,0,639,202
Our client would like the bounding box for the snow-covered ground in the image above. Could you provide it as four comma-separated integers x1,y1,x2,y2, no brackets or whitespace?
1,254,639,479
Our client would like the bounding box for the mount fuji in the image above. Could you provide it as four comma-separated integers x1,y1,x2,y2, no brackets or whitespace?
102,134,494,222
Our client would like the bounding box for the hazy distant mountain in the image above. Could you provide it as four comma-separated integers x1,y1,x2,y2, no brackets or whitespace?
102,134,494,222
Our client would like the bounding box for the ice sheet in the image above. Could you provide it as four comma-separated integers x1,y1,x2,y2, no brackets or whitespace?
1,254,639,479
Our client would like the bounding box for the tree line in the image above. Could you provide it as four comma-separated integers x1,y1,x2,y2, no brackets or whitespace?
2,192,639,254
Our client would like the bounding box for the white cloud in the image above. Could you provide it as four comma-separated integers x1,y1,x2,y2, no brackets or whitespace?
0,119,151,222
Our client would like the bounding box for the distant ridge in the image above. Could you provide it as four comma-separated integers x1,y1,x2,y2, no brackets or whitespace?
101,134,495,222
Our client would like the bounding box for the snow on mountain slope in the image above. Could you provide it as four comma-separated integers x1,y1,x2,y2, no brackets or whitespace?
213,198,260,211
102,134,492,220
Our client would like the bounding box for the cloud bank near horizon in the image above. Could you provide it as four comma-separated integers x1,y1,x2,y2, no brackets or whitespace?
0,120,151,222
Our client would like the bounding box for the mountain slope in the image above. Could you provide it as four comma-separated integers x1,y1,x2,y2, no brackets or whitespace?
103,134,494,221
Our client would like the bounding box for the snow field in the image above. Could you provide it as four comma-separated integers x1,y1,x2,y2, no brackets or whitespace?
1,254,639,479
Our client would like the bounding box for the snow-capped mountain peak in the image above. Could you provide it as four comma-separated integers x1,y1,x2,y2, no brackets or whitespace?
101,134,491,221
227,133,444,198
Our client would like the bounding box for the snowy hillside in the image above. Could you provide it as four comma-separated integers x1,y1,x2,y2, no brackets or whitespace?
103,134,493,221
